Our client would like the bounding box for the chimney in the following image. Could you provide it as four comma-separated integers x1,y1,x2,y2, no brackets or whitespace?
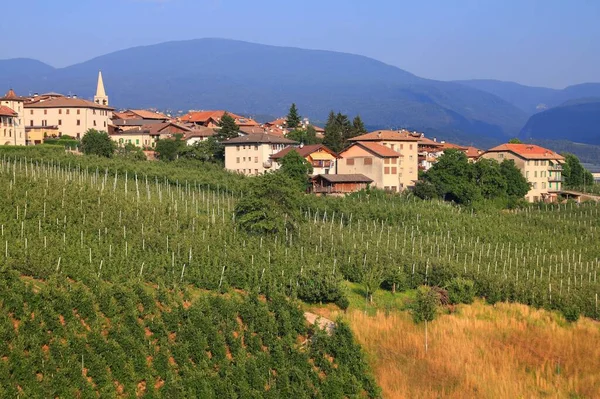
73,94,77,99
433,137,437,142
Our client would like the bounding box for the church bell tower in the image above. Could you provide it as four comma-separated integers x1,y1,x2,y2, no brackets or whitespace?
94,71,108,106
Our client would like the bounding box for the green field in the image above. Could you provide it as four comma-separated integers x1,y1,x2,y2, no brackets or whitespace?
0,147,599,396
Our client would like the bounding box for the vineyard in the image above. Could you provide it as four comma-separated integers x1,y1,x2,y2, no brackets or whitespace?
0,148,600,396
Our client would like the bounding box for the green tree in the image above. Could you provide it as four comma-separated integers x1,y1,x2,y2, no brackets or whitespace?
563,153,593,188
336,113,353,145
80,129,115,158
323,111,343,152
351,115,367,137
279,150,313,190
361,265,385,304
472,158,507,199
286,126,319,145
286,103,301,129
422,150,480,205
411,286,440,353
179,137,222,163
500,159,530,198
216,112,240,141
235,173,301,235
508,138,523,144
115,142,146,161
155,135,185,161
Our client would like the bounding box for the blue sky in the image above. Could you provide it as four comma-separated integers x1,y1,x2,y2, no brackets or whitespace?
2,0,599,88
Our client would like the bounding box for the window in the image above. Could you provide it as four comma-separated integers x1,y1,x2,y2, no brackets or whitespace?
76,120,81,126
410,144,413,150
59,109,62,115
532,182,537,189
236,157,240,164
498,154,504,159
104,122,106,128
254,145,258,150
66,109,70,115
93,120,96,126
29,121,33,127
255,157,258,163
93,110,96,115
384,167,390,174
346,158,354,165
136,139,139,145
534,171,537,178
400,144,404,150
542,182,546,189
41,120,47,127
237,146,240,151
58,120,62,126
255,169,259,174
44,110,47,115
364,157,373,165
30,110,33,115
243,145,246,150
384,158,390,164
77,110,80,115
391,167,397,174
390,144,395,150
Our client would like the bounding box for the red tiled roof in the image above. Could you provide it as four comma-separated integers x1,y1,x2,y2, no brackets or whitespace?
129,109,169,120
185,127,216,139
349,130,420,142
345,142,403,158
265,118,287,126
239,126,267,135
24,97,113,110
0,105,17,117
270,144,337,160
142,122,191,136
440,142,468,151
486,144,564,160
465,146,483,159
0,89,27,101
179,110,258,126
418,137,444,147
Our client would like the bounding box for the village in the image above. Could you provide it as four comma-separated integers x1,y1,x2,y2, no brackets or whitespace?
1,72,569,203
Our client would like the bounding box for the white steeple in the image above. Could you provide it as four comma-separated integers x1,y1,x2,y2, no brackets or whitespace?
94,71,108,106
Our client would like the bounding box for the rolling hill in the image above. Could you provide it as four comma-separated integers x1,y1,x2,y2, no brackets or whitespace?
0,38,528,145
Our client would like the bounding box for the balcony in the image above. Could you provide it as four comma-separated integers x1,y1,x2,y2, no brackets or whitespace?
548,164,562,171
548,175,564,182
312,160,334,168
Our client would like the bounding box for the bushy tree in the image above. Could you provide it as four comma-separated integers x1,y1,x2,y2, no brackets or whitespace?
155,135,185,161
216,112,240,141
422,150,480,205
563,153,593,188
286,126,319,145
115,142,146,161
411,286,440,353
472,158,507,199
279,150,313,190
235,173,301,235
178,137,222,163
500,159,530,198
80,129,115,157
446,278,476,304
508,138,523,144
286,103,301,129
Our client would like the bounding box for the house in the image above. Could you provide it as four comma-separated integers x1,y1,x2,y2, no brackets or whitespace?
112,109,169,122
0,89,27,145
110,122,190,148
270,144,338,175
223,133,297,176
185,127,217,145
464,146,484,162
481,143,565,202
417,136,444,171
344,130,420,190
179,110,258,128
24,73,113,139
311,174,372,195
337,141,405,192
26,125,60,145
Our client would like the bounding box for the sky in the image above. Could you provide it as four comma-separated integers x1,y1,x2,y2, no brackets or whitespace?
2,0,599,88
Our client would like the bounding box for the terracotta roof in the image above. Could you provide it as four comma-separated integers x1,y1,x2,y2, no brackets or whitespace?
179,110,258,126
0,89,27,102
311,125,325,133
112,119,164,127
465,146,483,158
315,174,373,183
142,122,191,136
239,126,267,135
418,137,444,147
486,144,565,160
349,130,420,142
185,127,216,139
270,144,338,160
440,142,468,151
224,133,297,145
24,97,114,110
265,118,287,126
129,109,169,120
347,142,403,158
0,105,17,117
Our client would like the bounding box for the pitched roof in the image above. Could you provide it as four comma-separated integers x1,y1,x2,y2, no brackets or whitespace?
486,144,565,160
143,122,191,136
265,118,287,126
179,110,258,126
418,136,444,147
349,130,420,142
315,174,373,183
440,142,468,151
0,89,26,102
270,144,337,160
129,109,169,120
112,119,164,127
239,126,267,135
465,146,483,158
224,133,297,145
345,142,403,158
24,97,114,110
0,105,17,117
185,127,216,139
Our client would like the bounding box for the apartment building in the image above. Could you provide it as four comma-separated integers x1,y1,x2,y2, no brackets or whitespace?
0,89,26,146
270,144,338,175
481,143,565,202
337,142,404,191
223,133,296,175
345,130,420,190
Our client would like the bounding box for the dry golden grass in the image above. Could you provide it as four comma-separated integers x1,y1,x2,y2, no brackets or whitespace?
313,301,600,399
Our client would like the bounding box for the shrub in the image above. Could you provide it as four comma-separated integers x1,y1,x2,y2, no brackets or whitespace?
446,278,476,304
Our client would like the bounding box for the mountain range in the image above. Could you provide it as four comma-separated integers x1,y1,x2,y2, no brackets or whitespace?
1,38,599,148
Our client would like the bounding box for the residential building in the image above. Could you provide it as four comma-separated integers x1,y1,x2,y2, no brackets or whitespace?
270,144,338,175
179,110,258,128
111,122,189,148
346,130,420,190
337,141,404,192
311,174,372,195
112,109,169,121
26,125,60,145
464,146,484,162
417,136,444,171
482,143,565,202
223,133,297,175
0,89,26,146
185,127,216,145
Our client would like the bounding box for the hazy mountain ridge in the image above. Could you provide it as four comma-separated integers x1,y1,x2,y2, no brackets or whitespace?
0,39,528,146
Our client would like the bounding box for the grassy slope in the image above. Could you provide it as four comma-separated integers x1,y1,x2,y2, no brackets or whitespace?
308,286,600,399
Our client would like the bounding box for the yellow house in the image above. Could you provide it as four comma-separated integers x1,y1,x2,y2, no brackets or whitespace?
481,143,565,202
345,130,420,190
337,142,405,191
223,133,297,176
